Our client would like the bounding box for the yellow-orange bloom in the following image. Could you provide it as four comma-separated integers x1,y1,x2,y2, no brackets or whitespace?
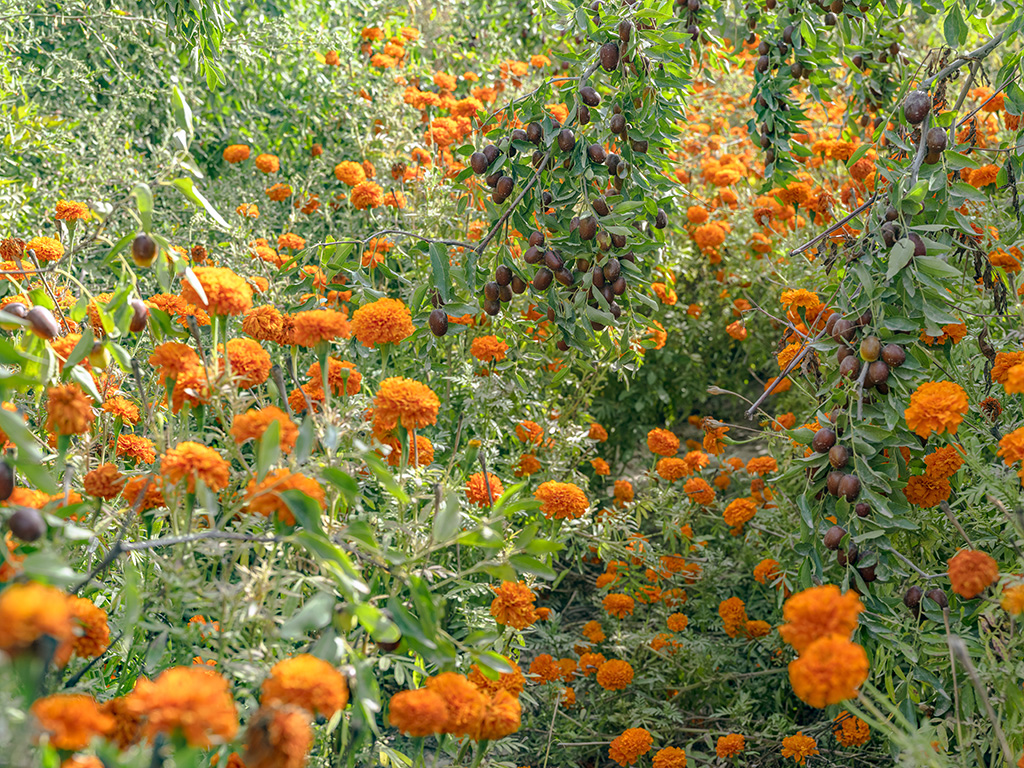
222,337,271,388
161,441,230,492
181,267,253,316
534,480,589,520
473,689,521,741
55,200,89,221
716,734,745,758
254,153,280,173
292,309,352,347
231,406,298,453
647,428,680,456
223,144,251,163
334,161,367,186
602,593,634,618
904,381,968,438
489,581,538,629
947,549,998,598
0,582,73,653
243,704,312,768
388,688,449,736
788,634,869,707
128,667,238,746
466,471,504,507
31,693,114,751
350,181,384,210
608,727,652,766
25,236,65,262
245,469,325,525
425,672,486,737
596,659,634,691
470,335,509,362
373,377,440,431
351,297,414,347
45,384,95,435
833,712,871,747
261,654,349,717
781,732,819,765
779,585,864,653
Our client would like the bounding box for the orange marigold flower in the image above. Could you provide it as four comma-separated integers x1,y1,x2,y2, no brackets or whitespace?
0,582,72,653
992,351,1024,384
254,153,280,173
652,746,687,768
781,732,819,765
350,181,384,210
754,558,781,585
833,712,870,747
116,434,157,464
67,595,110,658
128,667,237,746
388,688,448,736
45,384,94,435
998,426,1024,466
723,497,757,532
426,672,486,737
591,458,611,475
596,659,634,691
534,480,589,520
292,309,351,347
578,651,606,674
779,585,864,653
529,653,561,683
55,200,89,221
237,203,260,217
473,689,521,741
245,469,325,525
923,445,964,479
719,597,748,638
655,457,687,482
223,144,251,163
231,406,298,453
602,593,634,619
161,441,229,492
221,338,271,388
789,634,869,707
516,420,544,444
647,428,680,457
468,658,526,696
181,267,253,316
148,341,199,383
373,377,440,431
102,395,140,425
489,581,537,628
608,727,652,766
582,620,606,643
947,549,999,598
726,320,747,340
667,613,689,632
243,704,311,768
277,232,305,251
306,358,361,396
1000,584,1024,614
613,479,633,505
25,236,65,262
351,297,414,347
515,453,541,476
588,422,609,441
470,334,509,363
31,693,113,751
382,434,434,467
684,477,715,505
265,183,292,201
746,456,777,475
903,474,951,507
904,381,969,438
466,472,504,507
334,161,367,186
716,733,746,758
122,475,165,511
83,463,125,499
261,654,349,717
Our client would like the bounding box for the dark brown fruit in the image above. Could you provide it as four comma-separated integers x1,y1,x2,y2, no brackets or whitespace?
603,258,621,281
2,302,27,321
376,637,403,652
26,307,59,341
483,299,500,316
839,355,860,379
580,85,601,107
826,471,845,496
528,231,545,247
925,588,948,609
854,502,871,517
129,299,150,333
495,265,512,286
858,559,877,583
756,55,769,73
885,205,898,222
428,308,449,337
631,139,648,154
881,223,896,247
526,122,543,144
655,209,668,229
611,276,627,295
903,89,930,124
495,176,514,201
511,276,527,294
611,233,627,249
860,336,881,361
483,282,500,302
823,525,846,550
909,233,926,256
596,231,611,252
812,428,837,453
925,126,947,153
578,105,591,125
600,42,620,71
618,19,633,41
881,344,905,367
904,585,923,615
831,318,855,344
498,285,513,303
8,506,45,542
838,474,861,501
592,197,610,216
837,542,859,567
606,154,621,174
556,339,569,352
866,360,890,386
829,445,849,469
510,128,528,144
0,461,13,502
558,129,576,152
825,313,839,335
544,250,564,270
588,144,607,164
533,269,553,290
579,217,598,241
470,152,488,174
485,172,501,187
483,145,500,164
524,247,542,265
610,113,626,135
555,268,574,287
131,233,157,267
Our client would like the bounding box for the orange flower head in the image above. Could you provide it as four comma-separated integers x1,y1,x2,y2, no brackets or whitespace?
261,654,349,718
833,712,871,747
351,297,414,347
468,658,526,696
534,480,588,520
904,381,969,438
67,595,110,658
489,581,537,629
181,267,253,316
45,384,94,435
788,634,869,707
350,181,385,210
55,200,89,221
254,153,280,173
243,306,284,341
781,732,819,765
334,161,367,186
608,727,653,766
947,549,999,598
473,689,521,741
647,428,680,456
779,585,864,652
426,672,486,737
596,659,634,691
470,335,509,363
0,582,73,653
245,469,325,525
716,734,745,758
223,144,250,163
582,619,606,643
222,338,271,388
292,309,352,347
231,406,298,453
516,420,544,444
465,471,504,507
719,597,748,637
243,704,312,768
588,422,609,441
652,746,687,768
602,592,634,619
161,441,230,493
31,693,113,751
128,667,237,746
25,236,65,262
388,688,449,736
684,477,715,505
754,558,781,585
83,463,125,499
372,377,440,431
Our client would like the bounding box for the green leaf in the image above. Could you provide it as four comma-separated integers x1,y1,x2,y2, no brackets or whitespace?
132,183,153,232
509,553,557,579
0,407,40,460
171,178,230,229
365,453,410,504
428,242,452,304
432,489,461,542
68,364,103,405
61,327,94,373
171,85,193,137
280,592,335,639
294,530,369,599
256,419,280,482
886,239,916,280
280,489,323,531
943,3,967,47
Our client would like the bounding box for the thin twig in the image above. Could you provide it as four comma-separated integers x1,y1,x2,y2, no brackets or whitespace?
788,195,878,257
949,635,1015,766
121,530,280,551
745,325,828,418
